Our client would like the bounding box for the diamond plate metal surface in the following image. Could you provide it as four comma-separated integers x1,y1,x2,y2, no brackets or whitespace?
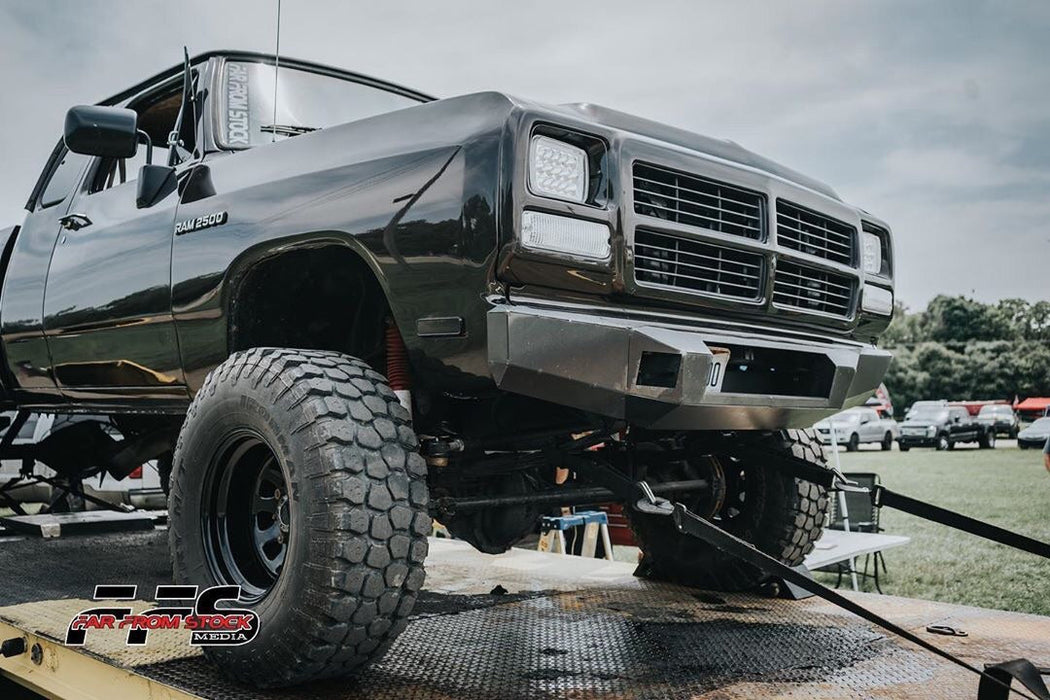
1,529,1048,698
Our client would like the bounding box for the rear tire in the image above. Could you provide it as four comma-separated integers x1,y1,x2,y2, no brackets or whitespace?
899,443,910,452
169,348,430,687
880,432,893,451
628,429,829,591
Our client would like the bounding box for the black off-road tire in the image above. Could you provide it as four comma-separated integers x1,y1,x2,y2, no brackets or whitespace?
168,348,430,687
899,443,911,452
979,429,996,449
846,433,860,452
881,432,893,451
937,434,950,451
629,429,829,591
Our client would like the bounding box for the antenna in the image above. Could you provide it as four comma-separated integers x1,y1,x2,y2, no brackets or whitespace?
271,0,282,143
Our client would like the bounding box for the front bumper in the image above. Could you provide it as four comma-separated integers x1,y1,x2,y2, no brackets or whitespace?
1018,437,1048,449
487,303,891,430
898,435,939,448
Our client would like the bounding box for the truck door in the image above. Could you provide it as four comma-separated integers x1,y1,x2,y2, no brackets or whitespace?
948,408,969,443
41,86,189,400
0,145,92,400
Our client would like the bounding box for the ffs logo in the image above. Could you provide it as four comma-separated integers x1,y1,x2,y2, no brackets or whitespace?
66,585,260,647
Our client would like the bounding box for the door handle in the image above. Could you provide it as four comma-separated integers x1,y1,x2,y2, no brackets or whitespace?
59,213,92,231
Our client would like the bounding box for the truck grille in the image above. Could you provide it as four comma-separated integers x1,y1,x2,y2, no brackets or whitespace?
634,163,764,240
634,229,764,300
773,261,855,316
776,200,856,266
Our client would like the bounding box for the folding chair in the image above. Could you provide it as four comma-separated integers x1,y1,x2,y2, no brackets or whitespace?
828,472,888,593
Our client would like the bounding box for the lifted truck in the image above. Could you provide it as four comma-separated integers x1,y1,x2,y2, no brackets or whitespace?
0,50,894,686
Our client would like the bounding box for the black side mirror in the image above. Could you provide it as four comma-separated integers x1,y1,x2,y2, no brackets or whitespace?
64,105,139,158
137,164,177,209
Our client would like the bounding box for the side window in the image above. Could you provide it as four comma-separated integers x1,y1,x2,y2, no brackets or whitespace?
38,149,90,209
90,85,183,194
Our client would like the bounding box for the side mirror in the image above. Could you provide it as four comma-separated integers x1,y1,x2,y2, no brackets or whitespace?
64,105,139,158
137,164,177,209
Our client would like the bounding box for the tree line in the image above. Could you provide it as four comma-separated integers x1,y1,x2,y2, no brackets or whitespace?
881,296,1050,416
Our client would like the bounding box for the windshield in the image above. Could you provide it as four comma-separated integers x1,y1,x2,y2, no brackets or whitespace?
978,405,1010,416
827,411,861,424
220,61,425,148
908,408,948,422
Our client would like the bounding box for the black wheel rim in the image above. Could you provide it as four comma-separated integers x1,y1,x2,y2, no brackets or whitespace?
202,431,290,602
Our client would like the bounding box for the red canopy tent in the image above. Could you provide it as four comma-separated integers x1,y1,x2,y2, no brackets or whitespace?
1014,397,1050,420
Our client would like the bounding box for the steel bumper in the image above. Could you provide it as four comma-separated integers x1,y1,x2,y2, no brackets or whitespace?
487,304,891,430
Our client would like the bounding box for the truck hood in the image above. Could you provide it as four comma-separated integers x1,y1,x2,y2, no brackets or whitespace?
557,103,840,201
900,421,943,430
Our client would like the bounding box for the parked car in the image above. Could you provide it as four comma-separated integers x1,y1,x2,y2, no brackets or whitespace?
0,411,163,510
976,404,1020,438
814,407,898,451
898,404,996,451
1017,417,1050,450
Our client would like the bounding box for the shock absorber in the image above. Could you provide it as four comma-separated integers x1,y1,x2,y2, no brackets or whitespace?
385,318,412,417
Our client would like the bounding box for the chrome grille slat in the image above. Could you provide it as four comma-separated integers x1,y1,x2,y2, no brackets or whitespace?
634,163,765,240
775,270,853,293
635,254,761,283
630,243,764,270
776,221,853,252
776,200,856,266
774,281,852,302
773,261,855,316
634,229,763,300
637,201,761,231
633,175,763,214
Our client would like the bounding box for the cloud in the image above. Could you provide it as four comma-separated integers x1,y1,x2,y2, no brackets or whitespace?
0,0,1047,308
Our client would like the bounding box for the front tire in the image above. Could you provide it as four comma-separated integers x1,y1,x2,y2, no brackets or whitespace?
629,429,829,591
936,434,950,451
846,433,860,452
979,430,996,449
169,348,430,687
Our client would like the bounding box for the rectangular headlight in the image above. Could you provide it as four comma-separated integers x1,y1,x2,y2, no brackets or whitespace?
521,210,610,260
862,284,893,315
528,135,588,203
861,232,883,274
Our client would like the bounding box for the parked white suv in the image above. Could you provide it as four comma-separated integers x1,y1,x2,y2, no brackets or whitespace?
813,407,899,451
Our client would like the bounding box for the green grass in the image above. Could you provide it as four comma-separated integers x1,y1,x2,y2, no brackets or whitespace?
817,443,1050,615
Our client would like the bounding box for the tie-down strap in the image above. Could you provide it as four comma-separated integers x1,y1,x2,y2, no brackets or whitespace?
670,503,1050,700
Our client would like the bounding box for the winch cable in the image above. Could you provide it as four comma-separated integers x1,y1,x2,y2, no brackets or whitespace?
669,503,1049,700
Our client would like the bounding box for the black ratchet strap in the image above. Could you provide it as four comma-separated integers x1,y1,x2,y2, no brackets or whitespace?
872,486,1050,560
670,504,1050,700
980,660,1050,700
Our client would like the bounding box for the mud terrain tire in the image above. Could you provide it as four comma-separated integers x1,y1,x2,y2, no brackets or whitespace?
169,348,430,687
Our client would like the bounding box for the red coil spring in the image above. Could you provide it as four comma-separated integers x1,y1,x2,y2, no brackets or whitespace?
385,322,411,391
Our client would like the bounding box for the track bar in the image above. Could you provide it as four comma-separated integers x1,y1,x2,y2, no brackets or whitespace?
437,479,709,514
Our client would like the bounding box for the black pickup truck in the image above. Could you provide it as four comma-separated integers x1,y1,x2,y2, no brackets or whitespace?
0,51,895,686
898,403,996,451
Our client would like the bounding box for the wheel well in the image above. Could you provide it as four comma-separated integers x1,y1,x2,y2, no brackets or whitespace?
230,245,389,368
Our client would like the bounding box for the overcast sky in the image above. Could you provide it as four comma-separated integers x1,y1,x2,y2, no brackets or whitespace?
1,0,1047,309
